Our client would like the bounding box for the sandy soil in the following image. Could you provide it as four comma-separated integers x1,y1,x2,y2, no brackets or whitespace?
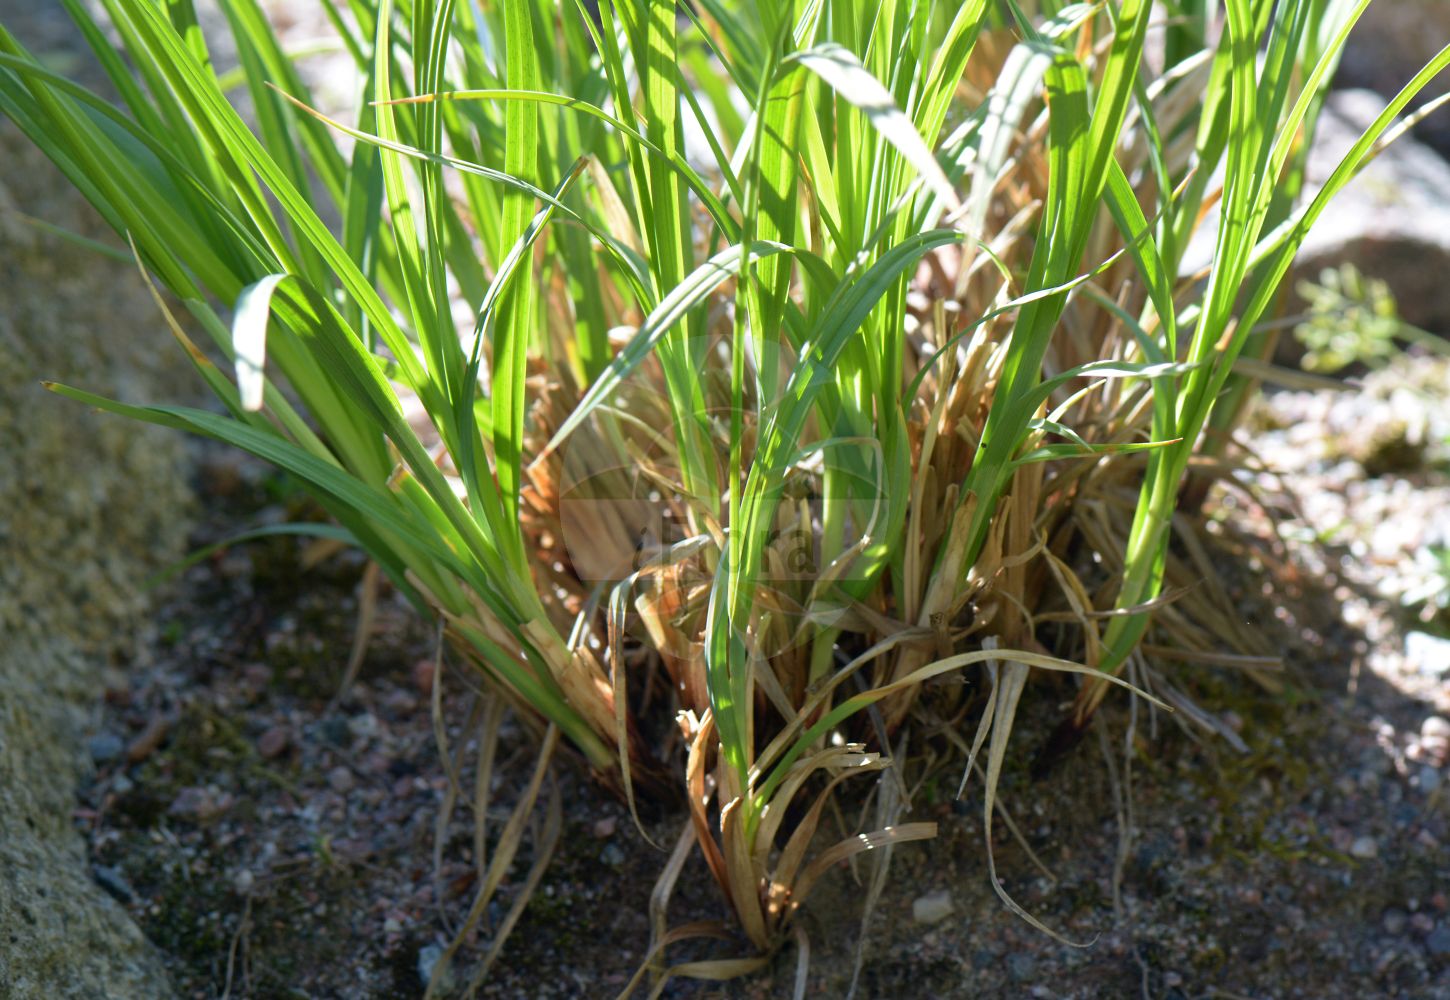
74,359,1450,999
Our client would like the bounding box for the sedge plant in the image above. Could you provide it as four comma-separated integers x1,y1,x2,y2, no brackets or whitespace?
3,0,1446,990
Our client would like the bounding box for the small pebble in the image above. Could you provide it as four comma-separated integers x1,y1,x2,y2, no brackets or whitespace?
381,689,418,713
912,889,954,925
347,713,379,739
257,726,289,759
1422,719,1450,766
600,842,625,867
87,732,124,764
1350,836,1379,859
242,663,273,689
168,785,231,822
1383,908,1408,935
1406,633,1450,675
1418,766,1442,796
169,787,206,818
591,816,617,839
1411,913,1436,936
1006,953,1036,982
412,659,437,696
92,865,134,904
327,766,356,794
417,943,453,991
1427,926,1450,958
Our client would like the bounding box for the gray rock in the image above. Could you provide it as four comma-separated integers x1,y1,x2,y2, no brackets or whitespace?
1419,766,1443,797
1181,90,1450,340
0,7,194,994
1337,1,1450,160
1294,90,1450,338
1384,908,1408,935
1350,836,1379,860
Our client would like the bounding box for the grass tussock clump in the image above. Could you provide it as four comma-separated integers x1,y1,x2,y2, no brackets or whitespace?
3,0,1447,991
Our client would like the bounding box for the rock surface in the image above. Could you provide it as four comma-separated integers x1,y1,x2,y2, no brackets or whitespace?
1338,1,1450,160
1182,86,1450,339
0,3,194,995
1294,88,1450,337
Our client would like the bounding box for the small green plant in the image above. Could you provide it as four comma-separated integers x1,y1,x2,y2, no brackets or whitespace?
1405,544,1450,630
2,0,1446,992
1295,263,1402,372
1293,261,1450,373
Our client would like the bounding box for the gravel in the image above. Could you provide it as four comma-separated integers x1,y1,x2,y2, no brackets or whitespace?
65,356,1450,999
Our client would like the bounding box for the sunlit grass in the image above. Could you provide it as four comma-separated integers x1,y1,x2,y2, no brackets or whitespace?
3,0,1446,990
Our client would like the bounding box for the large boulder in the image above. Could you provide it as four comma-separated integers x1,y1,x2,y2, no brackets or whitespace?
1337,0,1450,160
1181,88,1450,339
0,4,194,996
1295,88,1450,337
